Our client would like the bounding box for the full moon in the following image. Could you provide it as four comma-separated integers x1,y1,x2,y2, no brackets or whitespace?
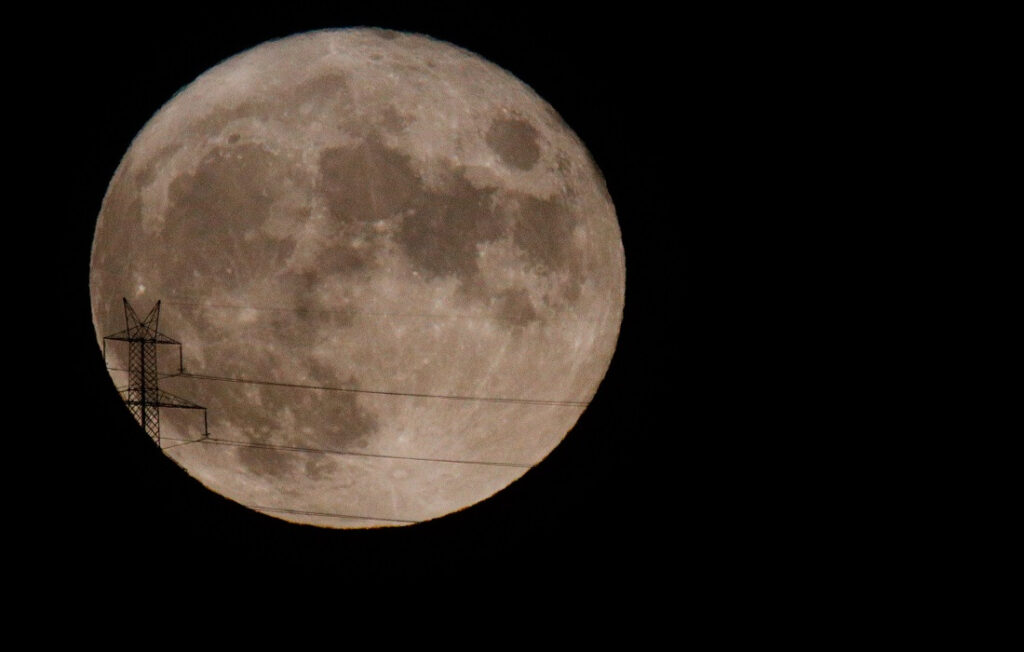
89,28,625,528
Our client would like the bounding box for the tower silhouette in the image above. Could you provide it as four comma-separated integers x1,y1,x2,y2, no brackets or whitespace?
103,298,207,447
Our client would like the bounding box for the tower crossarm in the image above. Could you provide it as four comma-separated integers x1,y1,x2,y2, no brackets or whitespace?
104,329,180,344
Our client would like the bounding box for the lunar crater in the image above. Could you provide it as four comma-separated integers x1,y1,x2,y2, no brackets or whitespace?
495,287,541,328
378,105,410,133
486,115,542,170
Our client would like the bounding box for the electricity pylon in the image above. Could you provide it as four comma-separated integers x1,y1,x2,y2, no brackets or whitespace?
103,298,207,447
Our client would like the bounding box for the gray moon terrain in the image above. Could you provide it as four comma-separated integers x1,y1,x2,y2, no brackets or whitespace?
89,28,625,528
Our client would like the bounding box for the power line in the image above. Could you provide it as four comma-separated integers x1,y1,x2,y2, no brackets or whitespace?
195,436,534,468
165,299,360,318
171,371,590,407
154,438,424,524
158,435,532,467
158,437,521,524
163,298,600,323
109,365,589,406
161,439,203,451
165,298,502,322
250,505,416,524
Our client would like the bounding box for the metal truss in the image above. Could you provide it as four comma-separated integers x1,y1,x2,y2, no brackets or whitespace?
103,298,207,447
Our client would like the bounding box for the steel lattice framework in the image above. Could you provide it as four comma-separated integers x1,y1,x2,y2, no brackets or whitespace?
103,298,207,447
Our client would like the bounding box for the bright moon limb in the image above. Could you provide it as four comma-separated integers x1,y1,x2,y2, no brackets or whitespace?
90,28,625,528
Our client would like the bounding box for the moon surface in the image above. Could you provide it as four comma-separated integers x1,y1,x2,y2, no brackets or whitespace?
90,28,625,528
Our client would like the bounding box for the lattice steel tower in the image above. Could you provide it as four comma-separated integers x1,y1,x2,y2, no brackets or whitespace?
103,298,207,447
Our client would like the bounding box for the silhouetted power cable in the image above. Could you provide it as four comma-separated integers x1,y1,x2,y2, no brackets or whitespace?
165,298,499,322
201,436,533,468
158,435,532,467
163,297,605,323
173,371,590,407
250,505,416,524
166,299,356,317
161,439,203,451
